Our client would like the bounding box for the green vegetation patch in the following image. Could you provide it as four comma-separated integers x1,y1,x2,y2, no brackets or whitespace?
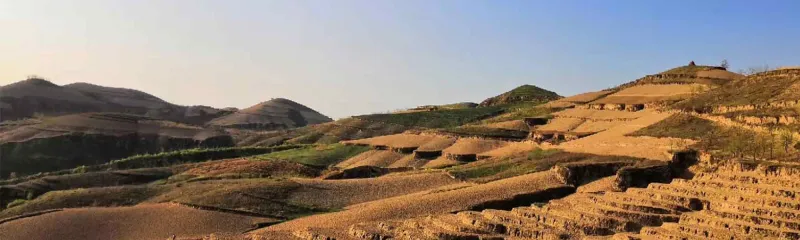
674,73,799,111
6,199,26,209
447,149,606,182
480,85,561,107
2,145,302,184
440,126,529,139
253,143,370,166
480,102,554,124
0,186,163,218
718,108,800,118
630,114,798,161
0,178,328,220
660,65,721,75
354,107,504,129
628,114,718,140
447,148,648,183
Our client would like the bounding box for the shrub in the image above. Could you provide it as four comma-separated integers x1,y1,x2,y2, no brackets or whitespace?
528,148,561,160
254,143,370,166
355,107,504,129
7,199,26,209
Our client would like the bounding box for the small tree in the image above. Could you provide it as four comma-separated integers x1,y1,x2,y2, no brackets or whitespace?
721,59,729,70
739,65,772,75
780,130,795,154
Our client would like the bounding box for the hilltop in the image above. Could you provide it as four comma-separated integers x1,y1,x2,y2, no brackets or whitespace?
207,98,333,131
480,84,562,107
0,78,331,128
0,78,237,124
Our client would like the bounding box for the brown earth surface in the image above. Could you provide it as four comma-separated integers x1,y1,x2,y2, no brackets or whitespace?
251,170,572,239
0,203,276,240
181,159,319,178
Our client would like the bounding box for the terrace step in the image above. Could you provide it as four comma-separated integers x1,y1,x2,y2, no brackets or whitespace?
511,206,625,235
601,192,691,213
707,200,800,221
671,178,800,201
348,222,394,240
429,214,491,235
475,210,571,239
702,209,800,232
585,194,682,215
660,222,745,240
639,225,703,240
679,211,800,239
646,182,800,212
623,188,703,211
549,197,678,226
403,217,488,240
693,172,800,189
293,228,355,240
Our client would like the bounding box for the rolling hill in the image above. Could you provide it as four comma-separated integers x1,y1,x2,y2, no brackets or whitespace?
480,84,562,107
0,78,238,124
207,98,333,130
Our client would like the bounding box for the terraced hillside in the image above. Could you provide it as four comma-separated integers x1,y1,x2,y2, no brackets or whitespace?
4,64,800,240
285,159,798,240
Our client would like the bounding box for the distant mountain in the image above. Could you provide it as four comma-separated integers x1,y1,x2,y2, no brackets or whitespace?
208,98,333,130
0,79,109,120
480,84,562,107
0,112,232,177
0,78,235,124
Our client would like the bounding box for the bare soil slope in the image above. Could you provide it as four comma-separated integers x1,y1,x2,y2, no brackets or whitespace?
0,203,275,240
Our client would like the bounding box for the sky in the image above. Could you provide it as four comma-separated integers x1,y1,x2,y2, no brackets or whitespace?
2,0,799,119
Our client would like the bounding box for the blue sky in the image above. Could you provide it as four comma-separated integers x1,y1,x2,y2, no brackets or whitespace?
2,0,799,118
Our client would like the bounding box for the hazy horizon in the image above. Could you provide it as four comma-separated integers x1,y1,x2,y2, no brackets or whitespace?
3,0,800,118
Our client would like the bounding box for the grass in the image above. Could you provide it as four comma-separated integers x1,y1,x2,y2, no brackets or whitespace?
481,85,561,106
628,114,719,140
0,186,164,218
0,179,326,220
447,149,583,182
506,85,559,98
1,145,303,185
628,114,798,161
718,107,800,118
354,106,504,129
480,102,554,124
253,143,370,166
6,199,26,209
440,126,529,139
527,148,562,160
660,65,721,75
674,72,799,111
447,149,647,183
